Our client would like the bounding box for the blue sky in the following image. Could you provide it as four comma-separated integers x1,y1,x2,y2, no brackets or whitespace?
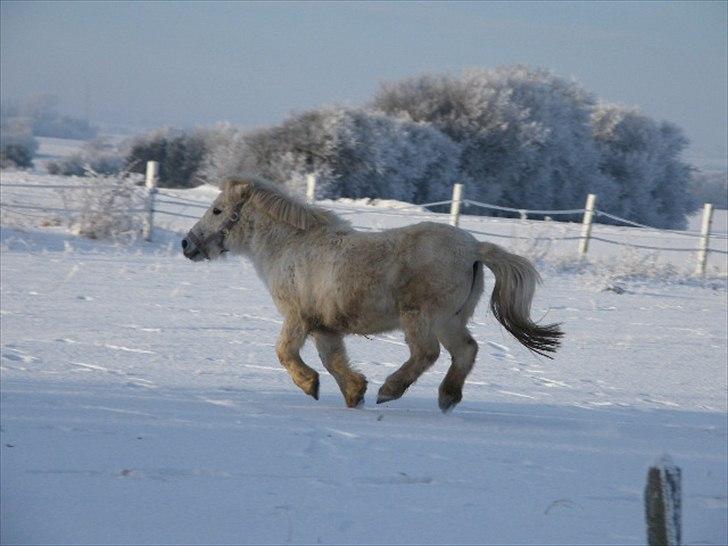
1,1,726,169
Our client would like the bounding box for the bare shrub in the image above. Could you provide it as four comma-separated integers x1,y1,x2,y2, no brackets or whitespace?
63,171,145,241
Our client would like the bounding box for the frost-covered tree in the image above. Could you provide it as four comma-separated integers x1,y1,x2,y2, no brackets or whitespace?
591,104,696,228
126,128,207,188
0,117,38,168
373,66,617,216
199,107,462,204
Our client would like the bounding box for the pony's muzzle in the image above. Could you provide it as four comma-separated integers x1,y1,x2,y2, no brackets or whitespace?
181,236,205,261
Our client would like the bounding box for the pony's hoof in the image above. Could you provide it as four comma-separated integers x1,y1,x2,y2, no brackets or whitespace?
438,392,462,413
377,387,403,404
304,376,320,400
344,374,367,408
346,392,365,408
376,384,404,404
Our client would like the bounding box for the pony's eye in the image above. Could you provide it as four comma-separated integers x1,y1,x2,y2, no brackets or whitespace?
213,208,222,215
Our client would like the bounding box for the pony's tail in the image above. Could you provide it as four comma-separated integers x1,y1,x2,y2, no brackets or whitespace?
478,242,563,358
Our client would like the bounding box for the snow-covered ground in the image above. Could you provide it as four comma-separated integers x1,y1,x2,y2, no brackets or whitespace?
1,166,727,545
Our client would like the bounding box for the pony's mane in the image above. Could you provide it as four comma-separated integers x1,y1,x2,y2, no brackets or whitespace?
228,177,349,231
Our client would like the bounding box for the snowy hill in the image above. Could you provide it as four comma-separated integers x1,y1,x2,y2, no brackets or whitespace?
1,170,726,545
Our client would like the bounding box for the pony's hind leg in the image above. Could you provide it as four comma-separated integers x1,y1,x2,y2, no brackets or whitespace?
313,331,367,408
377,312,440,404
276,318,319,400
436,321,479,412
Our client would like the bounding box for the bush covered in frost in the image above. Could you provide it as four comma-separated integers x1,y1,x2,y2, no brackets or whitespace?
126,129,207,188
591,104,696,229
372,67,618,216
0,117,38,169
372,67,696,227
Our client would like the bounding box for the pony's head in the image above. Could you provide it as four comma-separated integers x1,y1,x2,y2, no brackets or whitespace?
181,179,245,261
182,177,344,261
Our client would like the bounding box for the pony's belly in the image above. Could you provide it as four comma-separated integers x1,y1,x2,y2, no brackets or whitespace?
346,313,401,336
314,298,400,335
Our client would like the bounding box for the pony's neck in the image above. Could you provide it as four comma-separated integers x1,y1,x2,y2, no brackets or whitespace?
243,209,306,280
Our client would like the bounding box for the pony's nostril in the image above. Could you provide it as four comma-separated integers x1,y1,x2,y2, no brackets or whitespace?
181,238,188,250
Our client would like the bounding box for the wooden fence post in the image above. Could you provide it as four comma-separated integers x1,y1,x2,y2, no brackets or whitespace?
143,161,158,242
305,174,316,204
578,193,597,256
694,203,714,277
450,183,464,227
645,455,682,546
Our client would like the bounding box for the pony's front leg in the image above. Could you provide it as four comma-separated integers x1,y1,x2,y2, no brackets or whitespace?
313,331,367,408
276,319,319,400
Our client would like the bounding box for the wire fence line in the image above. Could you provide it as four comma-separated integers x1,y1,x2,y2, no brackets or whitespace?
156,190,213,207
465,199,586,217
155,198,209,210
589,236,727,254
2,172,727,268
153,210,202,220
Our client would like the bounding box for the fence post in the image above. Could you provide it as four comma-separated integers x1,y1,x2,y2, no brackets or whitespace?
305,174,316,204
694,203,714,277
450,183,464,227
143,161,158,242
578,193,597,256
645,455,682,546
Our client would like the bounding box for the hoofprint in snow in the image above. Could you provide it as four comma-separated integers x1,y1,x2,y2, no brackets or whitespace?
1,168,726,545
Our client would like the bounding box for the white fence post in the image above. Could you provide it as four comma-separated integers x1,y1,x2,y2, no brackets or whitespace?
645,455,682,546
450,183,464,227
305,174,316,204
143,161,158,242
578,193,597,256
694,203,714,277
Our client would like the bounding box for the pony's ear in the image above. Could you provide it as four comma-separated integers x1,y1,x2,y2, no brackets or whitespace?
222,179,253,201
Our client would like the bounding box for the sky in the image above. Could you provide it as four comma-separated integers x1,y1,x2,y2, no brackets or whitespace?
1,1,726,170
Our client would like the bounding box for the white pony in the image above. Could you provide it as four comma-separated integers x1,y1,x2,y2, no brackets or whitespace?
183,177,562,411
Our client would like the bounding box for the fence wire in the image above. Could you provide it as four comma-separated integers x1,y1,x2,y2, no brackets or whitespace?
465,199,586,216
155,198,209,210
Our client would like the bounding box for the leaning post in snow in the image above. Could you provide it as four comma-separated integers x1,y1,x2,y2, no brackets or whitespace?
578,193,597,256
143,160,159,242
450,183,464,227
694,202,714,277
645,455,682,546
305,174,316,204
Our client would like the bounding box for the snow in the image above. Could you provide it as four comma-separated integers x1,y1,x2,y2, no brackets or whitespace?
1,170,727,545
